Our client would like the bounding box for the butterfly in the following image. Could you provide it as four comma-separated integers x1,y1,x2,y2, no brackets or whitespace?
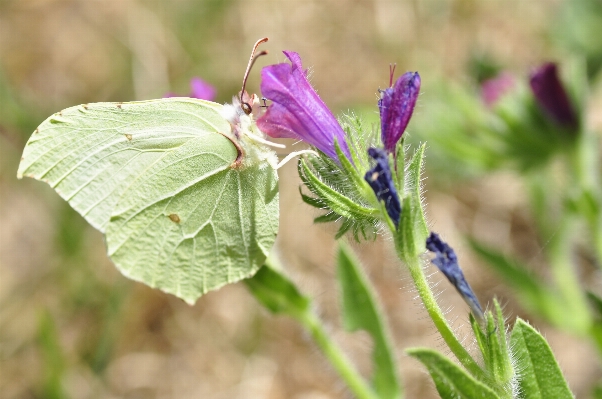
17,38,280,304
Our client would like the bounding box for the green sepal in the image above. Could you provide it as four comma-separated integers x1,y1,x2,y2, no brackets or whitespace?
339,112,373,172
334,138,369,194
394,137,406,193
314,212,340,224
407,348,500,399
244,263,310,318
337,243,402,399
470,300,515,397
510,319,574,399
395,144,429,259
299,186,327,209
299,158,378,219
298,153,380,241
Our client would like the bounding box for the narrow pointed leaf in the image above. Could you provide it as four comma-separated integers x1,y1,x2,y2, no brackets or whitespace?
337,243,401,399
510,319,574,399
407,348,500,399
245,265,310,317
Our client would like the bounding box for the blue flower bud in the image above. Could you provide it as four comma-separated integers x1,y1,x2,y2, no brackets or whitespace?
529,62,578,130
364,148,401,227
426,232,484,321
379,72,421,154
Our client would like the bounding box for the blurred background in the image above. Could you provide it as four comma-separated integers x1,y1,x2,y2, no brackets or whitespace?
1,0,601,398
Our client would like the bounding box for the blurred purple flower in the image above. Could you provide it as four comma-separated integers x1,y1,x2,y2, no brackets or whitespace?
481,72,515,107
364,147,401,226
379,71,420,154
426,232,483,321
165,77,216,101
257,51,350,161
529,62,578,129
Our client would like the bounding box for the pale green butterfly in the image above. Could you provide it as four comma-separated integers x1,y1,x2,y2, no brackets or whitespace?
17,38,291,304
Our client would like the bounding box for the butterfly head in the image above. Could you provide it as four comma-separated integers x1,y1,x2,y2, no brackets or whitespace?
221,38,281,170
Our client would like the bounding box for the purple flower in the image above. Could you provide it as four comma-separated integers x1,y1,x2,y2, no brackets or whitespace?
426,232,484,321
481,72,515,107
364,148,401,226
529,63,578,129
379,72,421,154
165,77,216,101
257,51,350,161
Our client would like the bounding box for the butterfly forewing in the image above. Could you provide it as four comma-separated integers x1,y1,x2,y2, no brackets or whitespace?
18,98,279,304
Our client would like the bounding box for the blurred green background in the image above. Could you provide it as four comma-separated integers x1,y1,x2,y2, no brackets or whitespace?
1,0,601,398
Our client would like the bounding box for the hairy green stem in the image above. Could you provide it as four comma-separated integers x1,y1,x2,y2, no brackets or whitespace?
548,217,592,335
296,311,379,399
570,129,602,265
403,253,486,380
258,256,378,399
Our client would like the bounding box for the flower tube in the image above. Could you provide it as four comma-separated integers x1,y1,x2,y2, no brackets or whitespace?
257,51,350,161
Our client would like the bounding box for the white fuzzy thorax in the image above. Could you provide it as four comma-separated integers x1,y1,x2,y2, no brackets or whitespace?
221,95,281,170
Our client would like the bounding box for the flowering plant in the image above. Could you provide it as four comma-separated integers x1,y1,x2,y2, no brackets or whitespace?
247,50,576,399
16,41,585,398
409,55,602,370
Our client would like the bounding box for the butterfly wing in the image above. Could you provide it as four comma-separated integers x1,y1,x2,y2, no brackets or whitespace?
18,98,279,304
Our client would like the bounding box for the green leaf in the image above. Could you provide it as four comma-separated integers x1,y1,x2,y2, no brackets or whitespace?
337,243,401,399
18,99,279,304
245,264,310,317
407,348,500,399
510,319,574,399
248,258,380,399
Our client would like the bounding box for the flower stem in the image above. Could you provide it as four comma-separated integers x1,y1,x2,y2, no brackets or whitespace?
569,128,602,265
548,216,592,335
296,311,379,399
402,252,486,380
256,256,379,399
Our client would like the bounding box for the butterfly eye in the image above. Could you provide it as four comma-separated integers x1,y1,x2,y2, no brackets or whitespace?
241,102,253,115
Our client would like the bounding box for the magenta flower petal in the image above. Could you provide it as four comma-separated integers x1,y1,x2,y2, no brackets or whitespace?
481,72,515,107
379,72,420,154
529,63,578,129
257,51,350,160
164,77,216,101
189,77,216,101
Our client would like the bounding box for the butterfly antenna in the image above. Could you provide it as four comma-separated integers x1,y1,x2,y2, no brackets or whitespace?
389,63,396,87
241,37,269,115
